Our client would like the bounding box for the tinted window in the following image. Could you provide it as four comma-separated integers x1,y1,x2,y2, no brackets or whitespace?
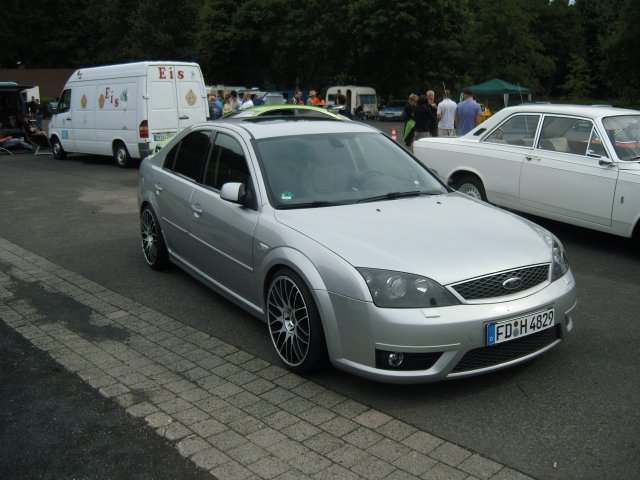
203,133,249,189
168,131,210,180
484,114,540,147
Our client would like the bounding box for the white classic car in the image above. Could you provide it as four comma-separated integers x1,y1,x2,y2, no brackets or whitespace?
413,104,640,239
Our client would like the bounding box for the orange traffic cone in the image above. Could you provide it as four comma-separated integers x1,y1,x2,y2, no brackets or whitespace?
391,128,397,141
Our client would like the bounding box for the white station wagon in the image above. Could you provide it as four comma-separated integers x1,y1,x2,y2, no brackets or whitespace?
414,104,640,239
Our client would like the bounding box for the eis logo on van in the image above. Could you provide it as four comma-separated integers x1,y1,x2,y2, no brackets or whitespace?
157,66,185,80
98,87,128,109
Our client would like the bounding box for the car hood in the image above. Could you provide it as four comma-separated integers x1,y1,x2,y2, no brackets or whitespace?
274,193,553,285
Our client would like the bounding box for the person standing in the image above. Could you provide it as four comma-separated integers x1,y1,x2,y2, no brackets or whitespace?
230,91,242,111
426,90,438,137
455,89,482,136
413,95,433,142
240,92,254,109
306,90,318,105
222,94,233,116
403,94,418,150
437,89,457,137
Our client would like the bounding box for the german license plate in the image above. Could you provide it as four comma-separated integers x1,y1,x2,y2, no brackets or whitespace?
486,307,555,346
153,133,175,141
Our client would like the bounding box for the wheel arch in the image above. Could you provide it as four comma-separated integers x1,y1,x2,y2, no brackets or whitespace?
448,169,484,189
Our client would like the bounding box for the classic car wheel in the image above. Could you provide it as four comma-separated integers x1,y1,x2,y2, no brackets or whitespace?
114,142,132,168
51,137,67,160
454,176,487,201
140,206,169,270
267,269,327,373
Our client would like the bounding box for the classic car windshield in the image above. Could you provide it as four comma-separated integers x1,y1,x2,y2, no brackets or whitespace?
256,132,447,207
603,115,640,161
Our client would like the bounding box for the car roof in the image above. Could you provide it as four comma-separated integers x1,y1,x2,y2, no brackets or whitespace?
204,118,378,140
495,103,639,119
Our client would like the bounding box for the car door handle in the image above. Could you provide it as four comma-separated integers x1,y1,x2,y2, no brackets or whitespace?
525,155,540,162
154,183,163,193
190,204,203,216
66,117,72,121
179,115,189,120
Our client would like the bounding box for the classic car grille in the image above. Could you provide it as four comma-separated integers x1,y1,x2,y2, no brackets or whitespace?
451,264,550,301
451,325,560,373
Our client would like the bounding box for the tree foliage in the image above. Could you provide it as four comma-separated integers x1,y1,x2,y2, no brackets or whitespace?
1,0,635,105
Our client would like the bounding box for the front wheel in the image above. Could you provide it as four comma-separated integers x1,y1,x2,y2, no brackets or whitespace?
114,142,132,168
453,175,487,201
51,137,67,160
266,269,328,374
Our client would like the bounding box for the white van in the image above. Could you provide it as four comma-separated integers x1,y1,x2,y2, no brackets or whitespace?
49,61,207,167
325,85,377,119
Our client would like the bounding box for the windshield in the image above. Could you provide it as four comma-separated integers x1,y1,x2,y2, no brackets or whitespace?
602,115,640,161
255,132,447,208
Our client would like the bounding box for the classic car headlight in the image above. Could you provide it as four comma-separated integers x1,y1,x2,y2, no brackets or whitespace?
551,239,570,281
357,268,460,308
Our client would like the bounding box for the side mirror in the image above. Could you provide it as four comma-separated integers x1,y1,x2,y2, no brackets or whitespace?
220,182,247,204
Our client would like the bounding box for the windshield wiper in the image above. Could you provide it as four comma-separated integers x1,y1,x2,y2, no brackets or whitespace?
356,191,435,204
277,200,341,209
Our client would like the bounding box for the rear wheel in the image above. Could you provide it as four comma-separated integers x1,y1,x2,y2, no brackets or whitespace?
140,206,169,270
114,142,132,168
453,175,487,201
51,137,67,160
266,269,328,373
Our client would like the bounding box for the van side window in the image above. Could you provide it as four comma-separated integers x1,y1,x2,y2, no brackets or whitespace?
204,134,250,190
58,89,71,114
166,131,210,181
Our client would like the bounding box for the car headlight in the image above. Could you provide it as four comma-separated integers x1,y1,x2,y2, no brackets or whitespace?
551,239,570,281
357,268,460,308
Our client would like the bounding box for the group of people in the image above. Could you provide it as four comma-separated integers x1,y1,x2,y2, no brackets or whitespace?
0,114,48,154
402,88,483,150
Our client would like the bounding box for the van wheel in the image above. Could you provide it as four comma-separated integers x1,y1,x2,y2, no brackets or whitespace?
453,175,487,201
114,142,132,168
51,137,67,160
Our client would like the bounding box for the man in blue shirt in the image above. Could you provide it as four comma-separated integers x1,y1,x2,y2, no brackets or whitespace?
455,89,482,136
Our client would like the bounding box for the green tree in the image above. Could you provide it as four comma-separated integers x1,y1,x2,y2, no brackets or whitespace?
601,0,640,105
561,55,595,99
469,0,553,93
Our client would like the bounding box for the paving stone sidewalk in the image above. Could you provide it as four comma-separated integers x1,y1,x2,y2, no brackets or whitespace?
0,237,533,480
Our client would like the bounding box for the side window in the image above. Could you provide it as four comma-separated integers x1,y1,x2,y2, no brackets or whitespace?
484,115,540,147
204,133,250,190
588,129,608,158
58,89,71,113
537,116,594,155
167,131,210,181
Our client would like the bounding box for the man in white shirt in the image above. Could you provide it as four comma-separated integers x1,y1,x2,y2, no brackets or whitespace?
437,90,457,137
240,92,254,109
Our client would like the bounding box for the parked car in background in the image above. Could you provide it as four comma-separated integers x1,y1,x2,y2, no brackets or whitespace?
138,114,576,383
222,104,347,121
378,99,406,121
414,104,640,239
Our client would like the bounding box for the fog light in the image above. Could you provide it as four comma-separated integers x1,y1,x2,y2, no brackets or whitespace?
388,352,404,367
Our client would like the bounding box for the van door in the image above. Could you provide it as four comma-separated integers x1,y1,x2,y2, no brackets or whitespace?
53,88,75,151
176,66,206,130
72,84,96,153
147,66,180,144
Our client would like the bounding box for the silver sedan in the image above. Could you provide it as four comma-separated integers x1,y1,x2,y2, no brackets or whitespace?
137,117,577,383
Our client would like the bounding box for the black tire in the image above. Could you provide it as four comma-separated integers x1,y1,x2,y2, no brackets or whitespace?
51,137,67,160
114,142,132,168
453,175,487,201
140,206,169,270
266,269,328,374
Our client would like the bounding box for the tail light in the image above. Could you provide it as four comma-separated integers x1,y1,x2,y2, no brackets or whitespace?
139,120,149,138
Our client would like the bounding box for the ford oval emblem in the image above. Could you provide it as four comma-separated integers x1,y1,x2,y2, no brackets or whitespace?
502,277,523,290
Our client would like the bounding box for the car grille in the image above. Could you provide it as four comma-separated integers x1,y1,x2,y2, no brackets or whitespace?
451,264,550,301
451,325,560,374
